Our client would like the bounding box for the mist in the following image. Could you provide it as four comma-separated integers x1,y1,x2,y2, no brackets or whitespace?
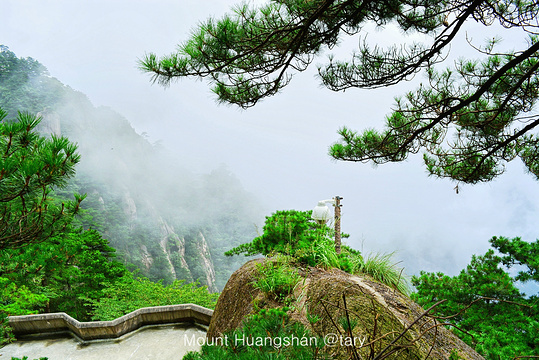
2,0,539,280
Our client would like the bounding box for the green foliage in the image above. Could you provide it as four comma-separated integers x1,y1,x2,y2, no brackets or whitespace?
0,311,14,346
183,307,326,360
359,253,409,295
1,226,218,338
337,315,358,334
314,242,409,294
412,236,539,359
141,0,443,106
313,238,363,275
90,274,218,321
0,228,128,320
0,107,82,249
0,277,48,315
0,45,60,117
252,260,301,302
142,1,539,183
10,357,48,360
490,236,539,283
225,210,338,266
227,209,409,293
449,349,462,360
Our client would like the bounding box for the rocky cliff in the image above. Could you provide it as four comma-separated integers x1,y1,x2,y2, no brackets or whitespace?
0,45,263,291
15,63,262,291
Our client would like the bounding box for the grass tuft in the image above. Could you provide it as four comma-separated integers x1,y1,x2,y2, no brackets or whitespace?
358,252,410,295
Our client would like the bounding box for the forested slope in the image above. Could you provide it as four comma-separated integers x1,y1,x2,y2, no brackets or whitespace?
0,45,262,292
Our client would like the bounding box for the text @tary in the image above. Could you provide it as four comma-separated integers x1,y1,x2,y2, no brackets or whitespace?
185,333,367,349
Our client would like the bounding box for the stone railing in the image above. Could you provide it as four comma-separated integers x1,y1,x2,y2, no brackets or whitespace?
8,303,213,341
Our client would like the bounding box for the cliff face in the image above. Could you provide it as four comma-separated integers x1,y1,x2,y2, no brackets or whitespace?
35,99,260,292
158,217,189,280
67,174,222,291
208,258,485,360
195,233,217,292
0,46,263,291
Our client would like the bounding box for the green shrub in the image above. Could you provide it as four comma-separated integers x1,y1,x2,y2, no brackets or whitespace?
227,209,409,294
359,252,409,294
252,260,301,301
90,274,218,320
226,210,336,266
1,311,14,346
314,239,362,273
183,307,326,360
0,277,48,316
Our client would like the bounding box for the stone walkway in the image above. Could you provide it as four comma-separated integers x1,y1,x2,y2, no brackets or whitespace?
0,324,205,360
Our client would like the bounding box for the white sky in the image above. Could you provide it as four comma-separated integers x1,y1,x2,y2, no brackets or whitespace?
2,0,539,280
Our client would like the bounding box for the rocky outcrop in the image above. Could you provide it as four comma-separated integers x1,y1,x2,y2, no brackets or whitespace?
158,217,191,280
139,245,153,270
122,192,138,222
90,188,218,290
195,232,217,292
208,258,485,360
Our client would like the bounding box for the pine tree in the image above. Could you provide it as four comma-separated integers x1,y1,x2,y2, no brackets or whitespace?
0,108,82,249
140,0,539,183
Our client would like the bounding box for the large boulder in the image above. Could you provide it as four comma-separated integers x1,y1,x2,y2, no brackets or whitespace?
208,258,485,360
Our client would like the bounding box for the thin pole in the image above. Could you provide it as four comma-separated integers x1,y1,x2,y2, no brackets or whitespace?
334,196,342,254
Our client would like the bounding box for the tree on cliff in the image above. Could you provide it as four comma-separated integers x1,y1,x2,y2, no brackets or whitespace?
141,0,539,184
0,45,65,116
0,108,83,249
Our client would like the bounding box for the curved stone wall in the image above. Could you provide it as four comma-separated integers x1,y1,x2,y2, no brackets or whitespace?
8,303,213,341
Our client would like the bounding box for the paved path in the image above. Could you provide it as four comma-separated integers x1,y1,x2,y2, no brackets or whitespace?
0,324,205,360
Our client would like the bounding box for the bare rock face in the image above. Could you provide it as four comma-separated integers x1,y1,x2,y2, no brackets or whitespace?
122,192,138,222
158,217,189,280
208,258,485,360
195,232,217,293
139,245,153,270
